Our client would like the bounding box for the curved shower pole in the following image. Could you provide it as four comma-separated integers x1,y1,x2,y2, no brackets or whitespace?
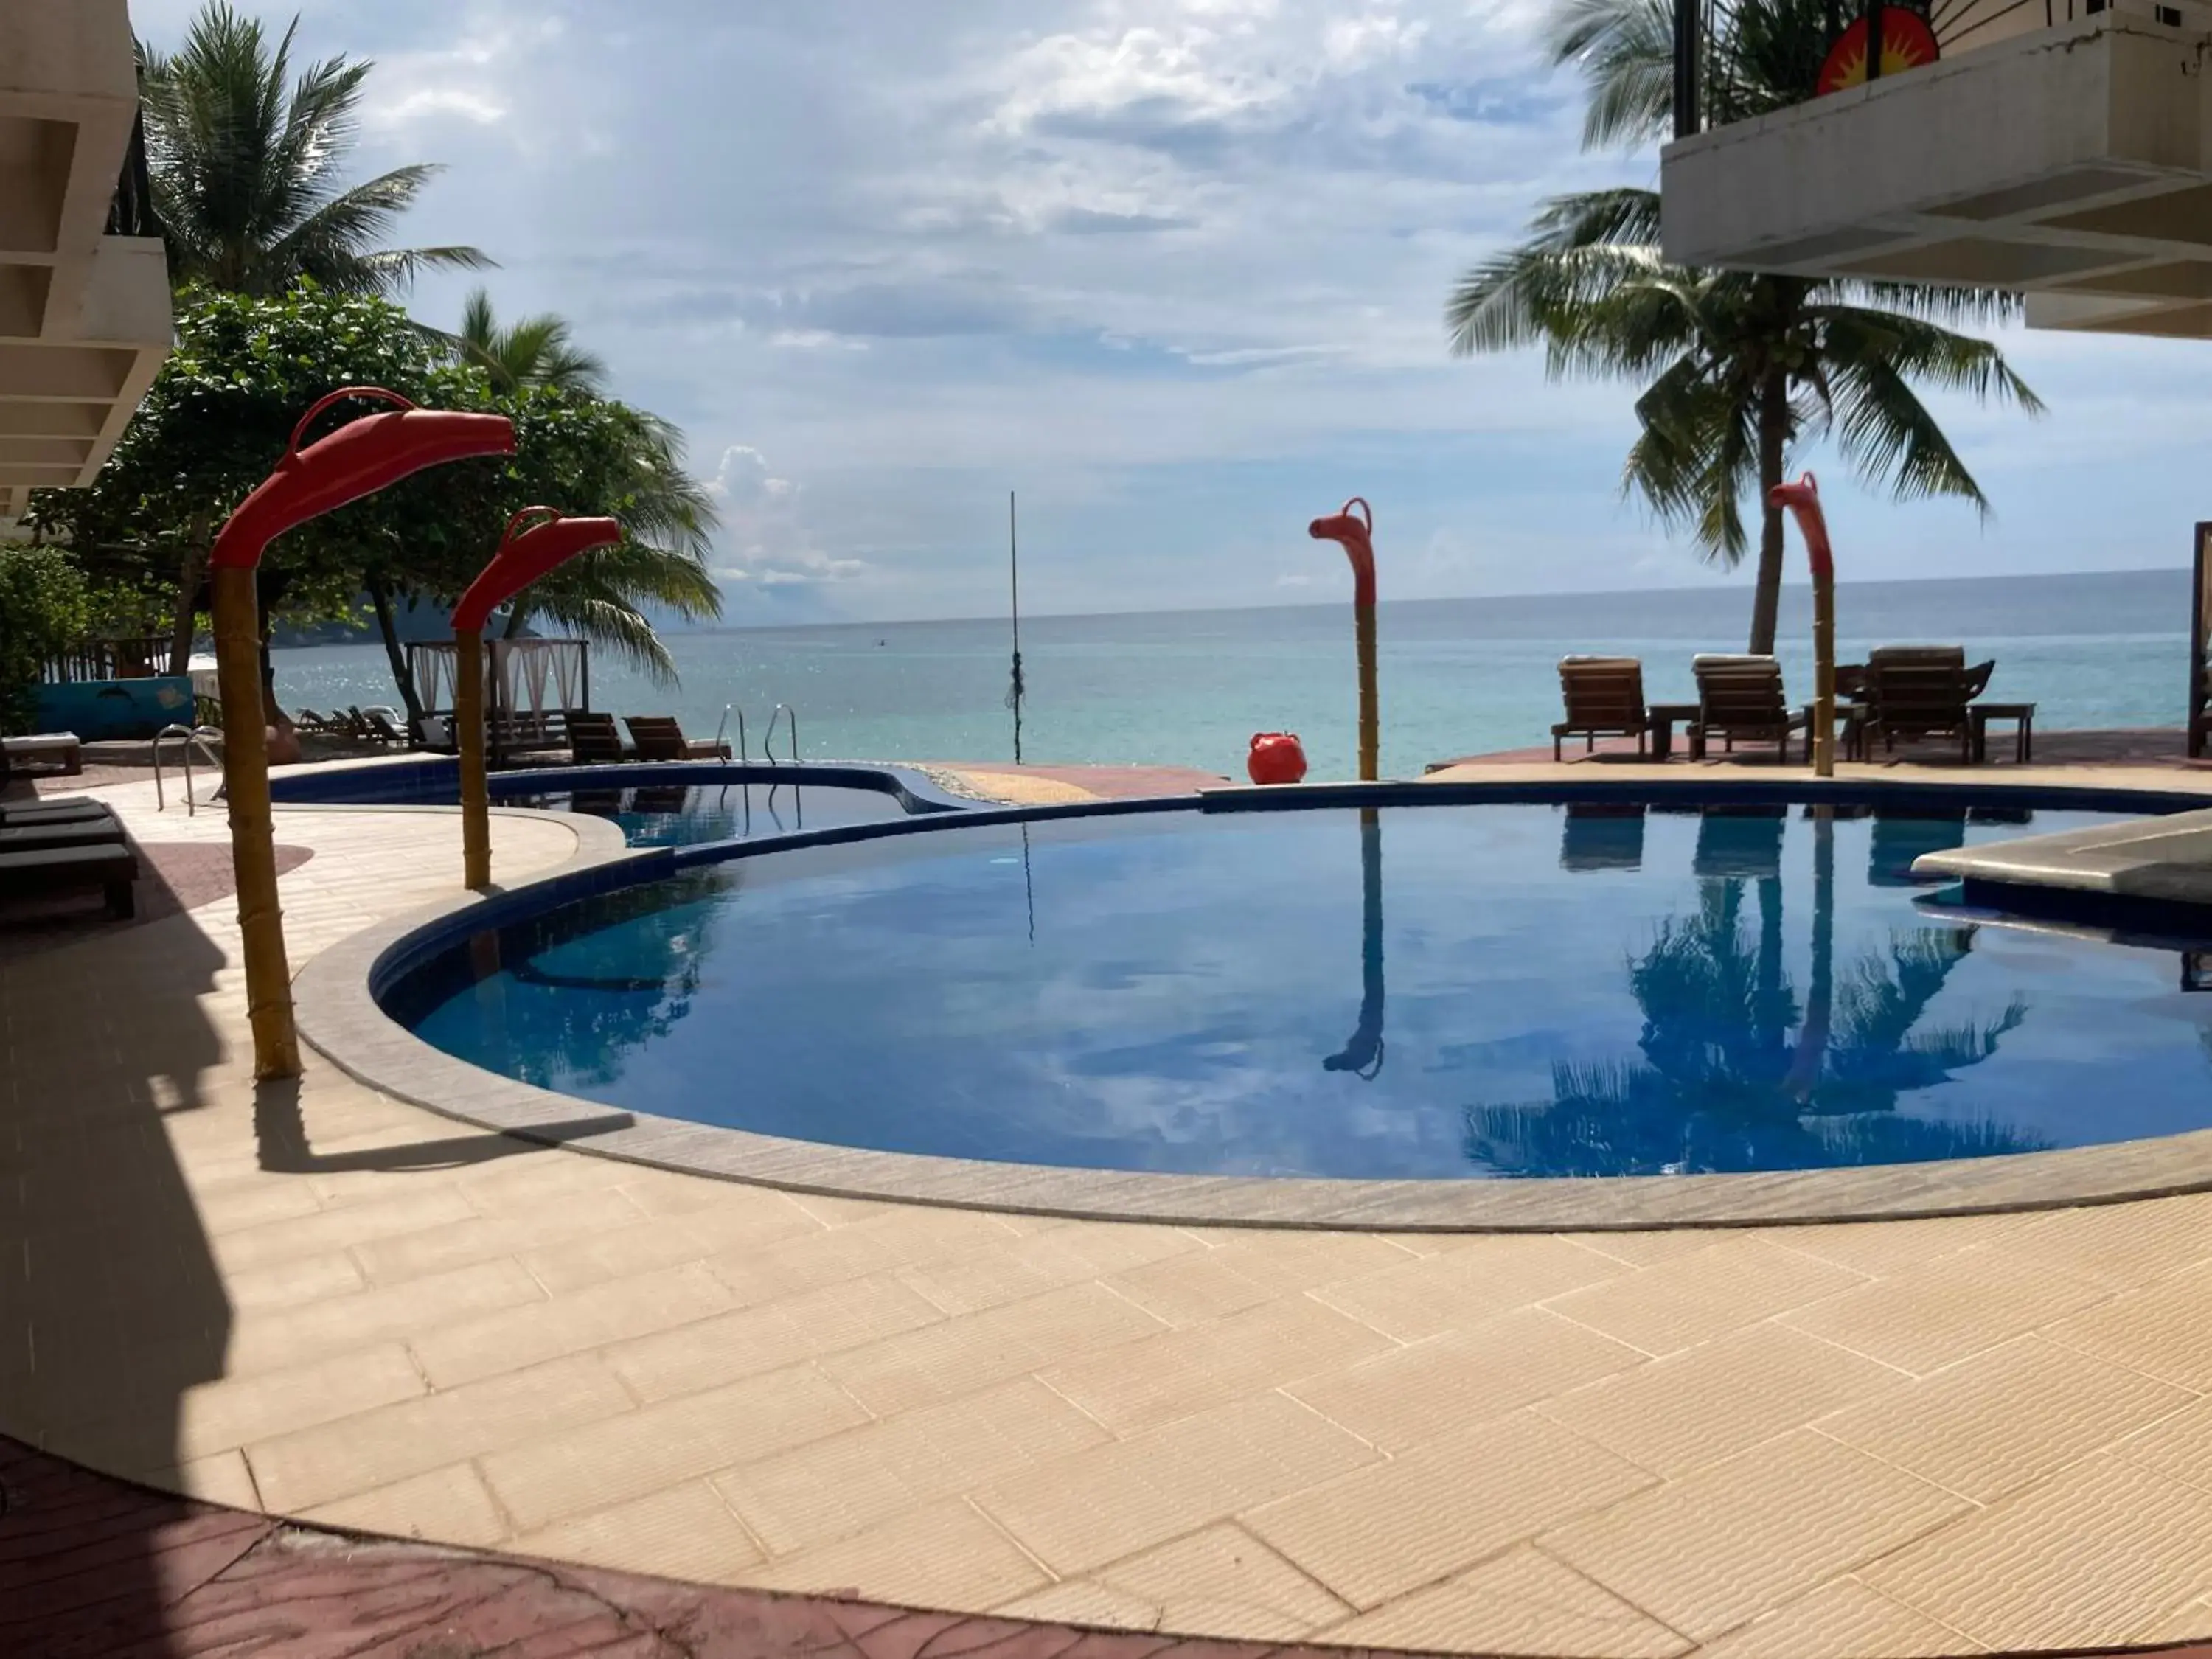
1307,498,1380,782
451,508,622,890
209,387,516,1079
1769,473,1837,778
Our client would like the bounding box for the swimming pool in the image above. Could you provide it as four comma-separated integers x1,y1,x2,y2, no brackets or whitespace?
384,796,2212,1182
269,759,956,846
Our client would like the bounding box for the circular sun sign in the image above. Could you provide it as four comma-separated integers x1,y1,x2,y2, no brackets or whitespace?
1815,10,1940,96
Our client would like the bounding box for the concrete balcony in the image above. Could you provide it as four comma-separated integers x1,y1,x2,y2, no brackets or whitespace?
0,0,171,519
1660,3,2212,340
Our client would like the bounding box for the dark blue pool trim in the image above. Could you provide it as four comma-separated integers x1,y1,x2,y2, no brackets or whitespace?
361,773,2212,1011
271,757,973,815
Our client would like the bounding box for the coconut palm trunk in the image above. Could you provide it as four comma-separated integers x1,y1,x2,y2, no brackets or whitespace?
1750,369,1790,656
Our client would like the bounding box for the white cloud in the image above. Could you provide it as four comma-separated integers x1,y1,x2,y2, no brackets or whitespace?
206,0,2174,622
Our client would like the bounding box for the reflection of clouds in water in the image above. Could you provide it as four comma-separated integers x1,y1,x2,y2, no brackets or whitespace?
402,805,2212,1179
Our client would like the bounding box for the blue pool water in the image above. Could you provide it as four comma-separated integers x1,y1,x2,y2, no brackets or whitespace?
498,781,912,846
389,800,2212,1180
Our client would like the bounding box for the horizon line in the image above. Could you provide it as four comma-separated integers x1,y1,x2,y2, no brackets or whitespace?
694,563,2188,636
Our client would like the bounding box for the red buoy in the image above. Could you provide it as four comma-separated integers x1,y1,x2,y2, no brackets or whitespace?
1248,731,1308,785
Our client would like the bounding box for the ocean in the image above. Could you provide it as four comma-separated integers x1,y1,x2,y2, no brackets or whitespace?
269,568,2196,782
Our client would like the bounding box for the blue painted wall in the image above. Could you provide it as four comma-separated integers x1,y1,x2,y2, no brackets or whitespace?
32,676,195,740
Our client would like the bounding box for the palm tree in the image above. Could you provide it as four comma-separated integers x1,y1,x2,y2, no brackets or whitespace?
501,408,723,683
140,4,492,296
456,289,607,394
1448,0,2042,654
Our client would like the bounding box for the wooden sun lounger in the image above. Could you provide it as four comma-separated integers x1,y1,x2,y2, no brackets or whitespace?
1551,657,1650,760
625,715,731,762
566,712,627,765
0,796,115,827
1689,655,1808,764
0,842,138,919
0,818,126,855
1855,646,1996,764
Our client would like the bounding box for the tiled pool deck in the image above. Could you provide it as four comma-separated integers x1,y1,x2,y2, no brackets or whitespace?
11,759,2212,1655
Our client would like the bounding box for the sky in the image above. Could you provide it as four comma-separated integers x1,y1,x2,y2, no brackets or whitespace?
131,0,2212,627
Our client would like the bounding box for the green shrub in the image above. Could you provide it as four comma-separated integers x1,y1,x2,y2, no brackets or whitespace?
0,546,92,734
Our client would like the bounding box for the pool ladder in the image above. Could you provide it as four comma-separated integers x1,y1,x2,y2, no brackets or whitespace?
153,723,224,815
709,703,802,835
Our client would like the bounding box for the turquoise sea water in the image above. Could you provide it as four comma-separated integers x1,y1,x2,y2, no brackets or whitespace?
271,568,2194,781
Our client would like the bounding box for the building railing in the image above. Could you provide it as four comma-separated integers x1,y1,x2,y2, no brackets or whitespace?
1672,0,2208,140
41,634,171,682
104,99,160,238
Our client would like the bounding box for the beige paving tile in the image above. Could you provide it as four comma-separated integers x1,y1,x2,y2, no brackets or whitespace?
1545,1238,1869,1358
1106,1233,1416,1325
166,1344,427,1464
519,1201,821,1295
1310,1235,1627,1343
705,1205,1020,1307
1560,1229,1731,1268
1290,1307,1648,1453
977,1393,1378,1576
2132,1595,2212,1646
248,1354,634,1512
481,1361,870,1532
208,1186,481,1273
512,1481,763,1584
713,1377,1109,1556
454,1150,640,1216
1819,1335,2193,1503
898,1222,1203,1317
150,1449,261,1509
1541,1430,1970,1641
998,1523,1350,1641
1040,1295,1396,1436
1864,1455,2212,1651
302,1461,511,1548
606,1273,945,1404
1540,1324,1903,1479
187,1179,327,1237
991,1580,1160,1630
2042,1260,2212,1389
1759,1212,2039,1277
222,1250,366,1312
348,1186,647,1285
2002,1195,2212,1290
410,1262,734,1388
739,1498,1048,1609
1780,1245,2111,1377
1247,1408,1654,1610
1694,1578,1986,1659
1319,1545,1688,1657
225,1258,546,1372
819,1281,1166,1416
2112,1394,2212,1493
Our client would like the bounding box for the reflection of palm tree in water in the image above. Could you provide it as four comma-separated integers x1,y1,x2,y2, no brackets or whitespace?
1468,810,2034,1176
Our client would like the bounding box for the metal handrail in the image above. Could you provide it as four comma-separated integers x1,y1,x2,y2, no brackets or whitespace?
760,704,798,765
153,723,223,815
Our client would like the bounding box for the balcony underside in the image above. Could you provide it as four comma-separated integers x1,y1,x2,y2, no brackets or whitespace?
0,1,170,520
1661,11,2212,341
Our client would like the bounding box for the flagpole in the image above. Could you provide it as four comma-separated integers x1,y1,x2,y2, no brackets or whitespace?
1008,490,1025,764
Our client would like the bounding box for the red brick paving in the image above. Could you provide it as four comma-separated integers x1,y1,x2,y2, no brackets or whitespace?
5,1435,2208,1659
0,843,312,962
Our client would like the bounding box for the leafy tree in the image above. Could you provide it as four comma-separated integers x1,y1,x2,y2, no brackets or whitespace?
140,3,491,297
0,547,93,735
1448,0,2042,653
26,285,720,723
457,288,608,394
